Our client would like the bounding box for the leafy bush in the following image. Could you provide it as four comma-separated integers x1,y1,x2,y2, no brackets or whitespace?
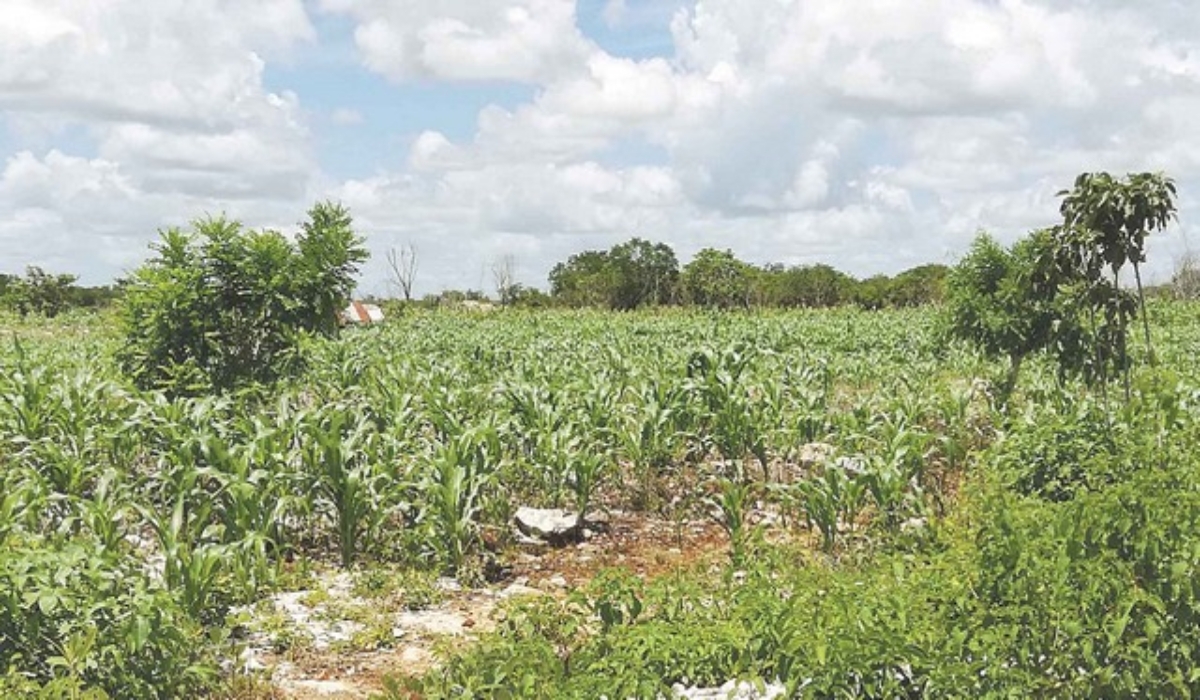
0,537,216,699
942,231,1065,396
117,201,367,395
993,395,1131,501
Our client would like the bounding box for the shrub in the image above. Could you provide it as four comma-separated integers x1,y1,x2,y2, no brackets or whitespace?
117,202,367,395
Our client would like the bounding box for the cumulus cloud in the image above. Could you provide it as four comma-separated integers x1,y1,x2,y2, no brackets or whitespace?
0,0,318,282
305,0,1200,290
4,0,1200,290
317,0,595,83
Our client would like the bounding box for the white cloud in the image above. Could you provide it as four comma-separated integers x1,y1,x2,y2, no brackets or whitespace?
0,0,318,282
0,0,313,129
5,0,1200,291
318,0,595,83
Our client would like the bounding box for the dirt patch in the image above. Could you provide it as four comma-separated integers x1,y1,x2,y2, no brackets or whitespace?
509,511,731,588
246,511,739,699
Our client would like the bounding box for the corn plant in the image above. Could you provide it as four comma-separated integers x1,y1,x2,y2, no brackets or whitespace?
424,424,501,577
567,441,610,528
138,495,229,624
297,403,387,567
794,462,868,552
708,476,753,567
684,343,775,480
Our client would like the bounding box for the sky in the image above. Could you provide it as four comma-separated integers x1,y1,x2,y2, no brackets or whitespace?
1,0,1199,296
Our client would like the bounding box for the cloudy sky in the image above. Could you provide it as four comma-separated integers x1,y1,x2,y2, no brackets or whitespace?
2,0,1198,295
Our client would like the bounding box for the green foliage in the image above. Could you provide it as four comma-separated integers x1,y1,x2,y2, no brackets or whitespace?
680,248,755,309
943,230,1068,394
549,238,678,309
549,250,616,308
756,263,855,308
299,403,392,568
117,201,367,394
396,375,1200,697
425,425,502,578
888,264,949,307
9,293,1200,699
1,266,81,318
1055,172,1178,382
296,202,370,336
0,537,215,699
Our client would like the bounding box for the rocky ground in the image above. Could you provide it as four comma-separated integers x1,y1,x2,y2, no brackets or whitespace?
229,509,739,699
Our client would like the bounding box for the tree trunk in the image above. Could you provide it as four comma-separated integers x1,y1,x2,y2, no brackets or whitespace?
1133,260,1155,366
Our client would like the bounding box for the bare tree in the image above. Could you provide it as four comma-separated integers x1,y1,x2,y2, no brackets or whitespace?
492,255,516,306
386,243,418,302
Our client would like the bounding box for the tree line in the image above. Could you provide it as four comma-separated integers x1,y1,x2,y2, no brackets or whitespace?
502,241,947,310
3,171,1189,323
0,267,121,317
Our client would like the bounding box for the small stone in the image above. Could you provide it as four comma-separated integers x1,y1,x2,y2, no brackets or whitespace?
514,507,581,544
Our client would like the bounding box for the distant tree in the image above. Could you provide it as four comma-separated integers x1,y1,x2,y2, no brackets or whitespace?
0,274,14,303
66,284,121,309
548,238,679,310
607,238,679,309
770,263,856,307
1171,252,1200,300
507,284,552,308
386,243,418,302
1,266,79,317
118,201,367,394
680,248,755,309
549,250,616,308
853,275,893,310
888,264,949,307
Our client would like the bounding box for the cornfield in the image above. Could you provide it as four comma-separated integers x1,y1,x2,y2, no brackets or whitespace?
5,303,1200,698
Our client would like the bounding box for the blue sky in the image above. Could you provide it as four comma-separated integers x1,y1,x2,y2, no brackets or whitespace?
1,0,1198,293
262,1,681,182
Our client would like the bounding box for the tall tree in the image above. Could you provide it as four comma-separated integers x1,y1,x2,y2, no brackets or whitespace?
680,248,755,309
1058,172,1177,362
607,238,679,309
549,250,616,308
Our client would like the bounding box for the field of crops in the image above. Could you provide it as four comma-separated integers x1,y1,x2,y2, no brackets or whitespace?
4,303,1200,698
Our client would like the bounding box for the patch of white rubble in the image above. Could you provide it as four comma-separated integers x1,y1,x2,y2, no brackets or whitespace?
670,679,787,699
232,568,547,691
